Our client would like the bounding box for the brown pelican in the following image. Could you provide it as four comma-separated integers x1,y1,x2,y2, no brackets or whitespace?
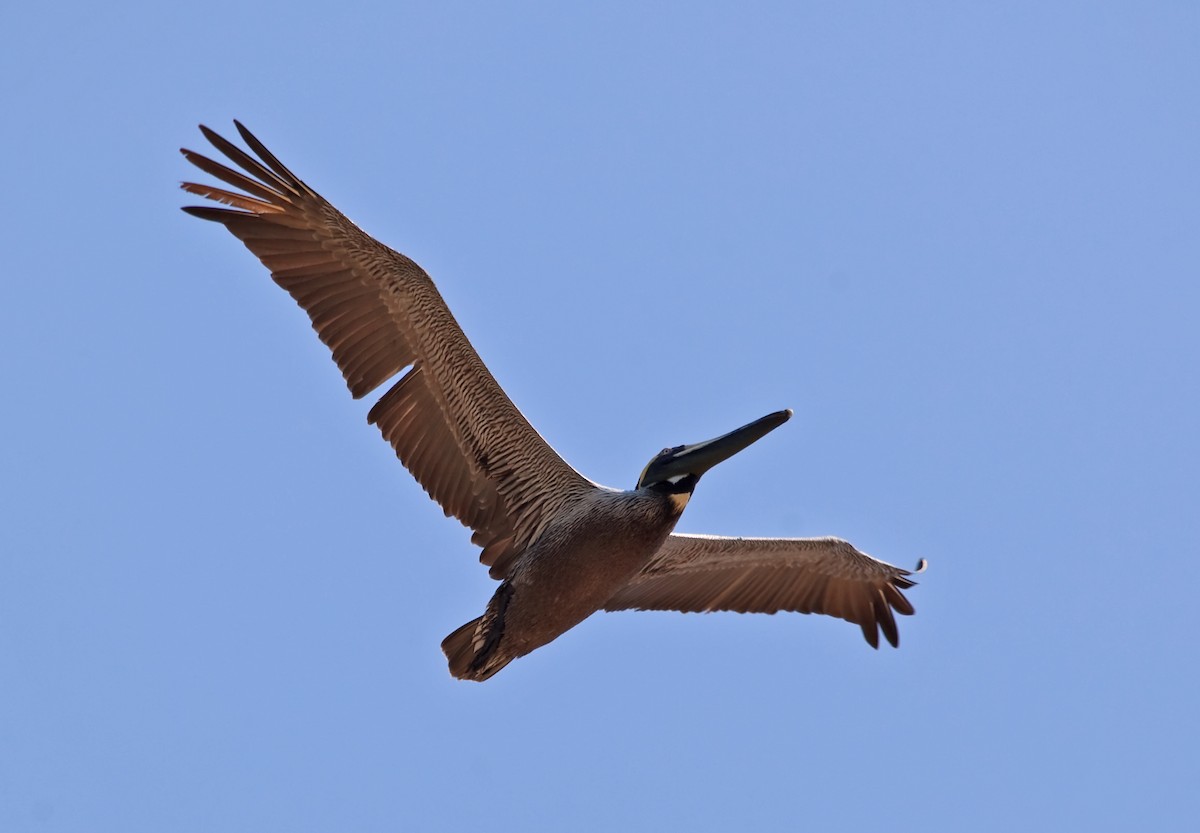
180,122,923,681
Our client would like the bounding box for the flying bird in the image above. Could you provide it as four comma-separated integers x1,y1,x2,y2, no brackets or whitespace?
180,122,923,681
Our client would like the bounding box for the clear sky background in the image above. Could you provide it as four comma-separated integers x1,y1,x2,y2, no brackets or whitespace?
2,2,1197,831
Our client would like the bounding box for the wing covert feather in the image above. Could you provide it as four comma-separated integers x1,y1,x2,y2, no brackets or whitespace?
181,123,593,576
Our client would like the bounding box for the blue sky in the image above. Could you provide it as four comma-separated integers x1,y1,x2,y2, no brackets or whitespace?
3,2,1198,831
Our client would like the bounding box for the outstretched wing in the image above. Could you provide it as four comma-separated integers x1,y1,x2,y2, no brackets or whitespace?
605,534,923,648
181,122,593,577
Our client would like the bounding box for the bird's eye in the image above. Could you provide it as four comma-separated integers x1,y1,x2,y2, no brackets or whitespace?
659,447,671,456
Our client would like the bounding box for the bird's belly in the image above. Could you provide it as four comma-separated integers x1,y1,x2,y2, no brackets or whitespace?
501,517,672,656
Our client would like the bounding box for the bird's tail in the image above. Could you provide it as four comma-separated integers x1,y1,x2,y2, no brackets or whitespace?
441,583,515,682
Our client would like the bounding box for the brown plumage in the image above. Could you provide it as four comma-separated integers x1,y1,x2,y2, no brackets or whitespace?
181,121,923,681
605,535,921,649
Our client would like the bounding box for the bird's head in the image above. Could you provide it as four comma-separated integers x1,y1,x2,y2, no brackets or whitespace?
635,410,793,505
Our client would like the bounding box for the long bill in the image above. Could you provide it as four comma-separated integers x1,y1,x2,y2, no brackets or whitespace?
656,409,793,481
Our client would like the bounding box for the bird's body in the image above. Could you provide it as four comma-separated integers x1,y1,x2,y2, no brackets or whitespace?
181,122,923,681
446,487,684,680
